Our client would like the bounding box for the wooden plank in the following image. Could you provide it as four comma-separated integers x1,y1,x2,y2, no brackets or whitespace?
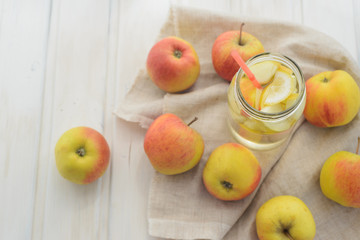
31,0,111,239
177,0,303,22
113,0,171,97
352,0,360,63
302,0,358,61
0,0,51,239
234,0,303,22
107,0,170,239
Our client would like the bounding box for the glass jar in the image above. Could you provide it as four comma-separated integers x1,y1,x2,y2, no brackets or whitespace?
227,52,306,150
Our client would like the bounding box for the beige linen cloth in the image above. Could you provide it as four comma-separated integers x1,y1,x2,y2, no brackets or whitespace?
114,5,360,240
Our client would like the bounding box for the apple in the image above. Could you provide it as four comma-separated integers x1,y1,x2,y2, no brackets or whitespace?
239,75,257,108
256,195,316,240
146,36,200,93
228,74,256,121
55,127,110,184
144,113,204,175
202,143,261,201
212,23,265,82
320,137,360,208
304,70,360,127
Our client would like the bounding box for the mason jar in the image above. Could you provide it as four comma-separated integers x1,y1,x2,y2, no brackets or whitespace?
227,52,306,150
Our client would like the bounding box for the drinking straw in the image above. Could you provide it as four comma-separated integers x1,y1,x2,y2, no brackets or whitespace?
231,50,262,89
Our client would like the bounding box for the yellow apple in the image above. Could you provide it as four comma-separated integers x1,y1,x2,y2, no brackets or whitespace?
304,70,360,127
212,24,264,82
146,36,200,93
239,75,257,108
202,143,261,201
256,195,316,240
144,113,204,175
228,74,256,121
55,127,110,184
320,137,360,208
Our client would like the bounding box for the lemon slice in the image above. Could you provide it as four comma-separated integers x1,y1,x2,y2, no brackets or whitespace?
284,93,299,109
264,119,294,132
262,70,296,106
278,64,293,75
259,87,269,109
249,61,279,85
243,119,268,133
254,88,262,110
261,103,285,113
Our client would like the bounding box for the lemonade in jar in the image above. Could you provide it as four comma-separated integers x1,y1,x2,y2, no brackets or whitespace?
227,52,306,150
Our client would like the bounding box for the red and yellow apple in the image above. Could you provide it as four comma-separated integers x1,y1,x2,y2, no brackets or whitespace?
256,195,316,240
55,127,110,184
239,75,257,108
144,113,204,175
146,36,200,93
320,137,360,208
228,74,256,123
202,143,261,201
212,24,264,82
304,70,360,127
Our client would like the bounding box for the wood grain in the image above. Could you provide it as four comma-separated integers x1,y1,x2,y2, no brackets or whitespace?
0,0,51,239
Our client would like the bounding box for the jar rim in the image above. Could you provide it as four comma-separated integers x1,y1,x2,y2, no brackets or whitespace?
235,52,306,121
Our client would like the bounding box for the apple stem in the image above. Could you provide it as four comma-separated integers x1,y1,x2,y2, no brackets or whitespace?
356,137,360,155
239,23,245,46
187,117,198,126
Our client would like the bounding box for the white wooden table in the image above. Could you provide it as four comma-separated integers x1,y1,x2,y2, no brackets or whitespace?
1,0,359,239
